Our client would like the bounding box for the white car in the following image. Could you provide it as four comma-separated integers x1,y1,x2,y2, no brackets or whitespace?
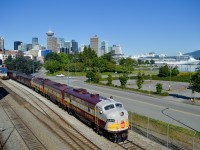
56,74,65,77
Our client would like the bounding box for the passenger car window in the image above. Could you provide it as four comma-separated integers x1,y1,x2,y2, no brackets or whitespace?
104,104,114,111
115,103,122,108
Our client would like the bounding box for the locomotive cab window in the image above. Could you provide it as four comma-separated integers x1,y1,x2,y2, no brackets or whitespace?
115,103,123,108
104,104,114,111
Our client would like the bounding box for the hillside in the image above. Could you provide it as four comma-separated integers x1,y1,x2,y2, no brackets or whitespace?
184,50,200,59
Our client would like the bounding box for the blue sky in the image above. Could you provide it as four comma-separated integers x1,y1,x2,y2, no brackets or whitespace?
1,0,200,56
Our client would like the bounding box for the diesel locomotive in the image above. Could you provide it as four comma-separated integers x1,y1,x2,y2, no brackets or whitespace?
7,71,129,142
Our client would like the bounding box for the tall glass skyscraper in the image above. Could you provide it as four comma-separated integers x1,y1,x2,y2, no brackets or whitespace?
14,41,22,50
101,40,108,55
57,38,65,49
63,41,71,54
32,37,38,48
32,37,38,46
71,40,78,54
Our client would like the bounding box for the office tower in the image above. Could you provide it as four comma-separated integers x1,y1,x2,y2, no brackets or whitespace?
112,45,122,54
101,40,108,55
63,41,71,54
57,38,65,49
18,43,28,51
0,36,4,50
27,44,32,51
90,35,100,56
46,29,59,53
71,40,78,54
14,41,23,50
32,37,38,46
108,47,112,53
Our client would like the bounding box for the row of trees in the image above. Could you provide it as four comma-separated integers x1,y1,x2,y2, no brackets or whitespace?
4,55,41,74
158,65,179,77
43,47,138,74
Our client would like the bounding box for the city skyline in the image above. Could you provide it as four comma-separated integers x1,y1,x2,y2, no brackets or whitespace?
1,0,200,56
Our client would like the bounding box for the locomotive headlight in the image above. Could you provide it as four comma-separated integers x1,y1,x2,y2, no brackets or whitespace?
106,119,115,122
120,112,124,116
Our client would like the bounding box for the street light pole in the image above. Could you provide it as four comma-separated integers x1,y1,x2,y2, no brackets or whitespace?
32,61,34,75
68,60,70,85
189,64,191,85
16,62,19,73
75,62,76,76
169,66,172,91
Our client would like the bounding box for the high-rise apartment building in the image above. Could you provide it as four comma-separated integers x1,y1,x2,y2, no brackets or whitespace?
101,40,108,55
71,40,78,54
14,41,22,50
0,36,4,50
46,29,59,53
62,41,71,54
32,37,38,48
112,45,122,54
57,38,65,49
90,35,100,56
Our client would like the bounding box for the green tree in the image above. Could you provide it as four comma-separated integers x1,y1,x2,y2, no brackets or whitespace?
156,83,163,94
106,62,116,72
93,57,107,73
84,59,93,70
86,70,95,81
137,59,144,65
145,60,150,64
171,66,179,76
101,51,115,63
158,65,170,77
70,62,84,72
150,59,155,65
119,57,135,73
4,55,14,70
119,74,129,88
5,55,41,74
79,47,97,61
94,72,102,83
137,71,145,90
44,60,61,73
191,69,200,93
107,74,113,85
44,52,60,61
58,52,69,71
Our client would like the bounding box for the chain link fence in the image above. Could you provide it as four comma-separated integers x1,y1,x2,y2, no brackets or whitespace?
128,111,200,150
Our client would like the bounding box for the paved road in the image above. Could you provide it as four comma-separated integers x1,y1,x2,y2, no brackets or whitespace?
35,71,200,132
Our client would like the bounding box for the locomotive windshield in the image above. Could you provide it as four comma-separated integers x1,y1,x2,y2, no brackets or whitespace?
104,103,123,111
115,103,122,108
104,104,114,110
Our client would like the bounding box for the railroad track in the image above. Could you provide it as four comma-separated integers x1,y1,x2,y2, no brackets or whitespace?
1,101,46,150
118,139,145,150
3,80,101,150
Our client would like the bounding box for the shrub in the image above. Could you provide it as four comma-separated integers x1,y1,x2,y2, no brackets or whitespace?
119,74,129,88
156,83,163,94
107,74,113,85
137,71,144,89
86,71,95,81
94,72,102,83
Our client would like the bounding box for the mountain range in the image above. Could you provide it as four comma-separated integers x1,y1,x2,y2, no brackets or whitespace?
184,50,200,59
